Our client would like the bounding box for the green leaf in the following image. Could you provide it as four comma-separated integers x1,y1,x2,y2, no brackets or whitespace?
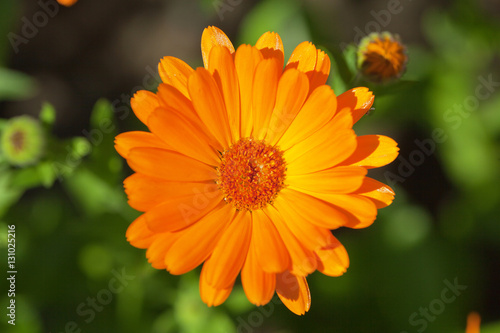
39,102,56,129
0,67,37,101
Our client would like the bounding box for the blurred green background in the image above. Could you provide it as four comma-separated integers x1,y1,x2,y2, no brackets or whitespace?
1,0,499,332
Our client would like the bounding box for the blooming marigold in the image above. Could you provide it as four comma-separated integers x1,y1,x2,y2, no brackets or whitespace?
357,32,407,83
115,26,399,315
466,312,481,333
57,0,78,7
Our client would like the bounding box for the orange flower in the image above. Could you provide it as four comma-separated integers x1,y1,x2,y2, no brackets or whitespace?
357,32,407,83
115,26,399,315
57,0,78,7
466,312,481,333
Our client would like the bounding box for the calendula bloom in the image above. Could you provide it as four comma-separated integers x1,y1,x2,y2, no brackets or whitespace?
57,0,78,7
115,26,399,315
466,312,481,333
1,115,45,167
357,32,407,83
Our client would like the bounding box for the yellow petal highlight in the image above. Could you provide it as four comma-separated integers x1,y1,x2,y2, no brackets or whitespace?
298,191,378,229
285,109,356,175
158,56,194,98
276,189,349,229
285,41,317,74
255,31,284,70
277,85,337,150
308,49,331,93
276,271,311,316
336,87,374,124
354,177,395,209
341,135,399,169
287,166,367,194
203,211,252,289
164,203,234,274
201,26,235,69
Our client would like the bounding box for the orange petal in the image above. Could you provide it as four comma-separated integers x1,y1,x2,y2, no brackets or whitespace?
130,90,160,125
466,312,481,333
255,31,284,70
277,85,337,150
315,233,349,277
127,147,217,182
114,131,168,159
126,214,155,249
241,239,276,306
158,56,194,98
285,41,317,74
354,177,395,209
201,26,235,69
148,107,219,166
234,45,263,138
308,49,331,93
265,69,309,144
164,203,234,274
285,110,357,175
143,186,222,233
264,206,317,276
252,58,281,139
203,211,252,289
336,87,374,124
200,264,234,307
146,232,182,269
156,83,222,151
273,195,333,251
287,166,367,194
156,83,199,125
252,210,290,273
276,271,311,315
124,173,219,212
188,67,232,147
298,191,378,229
340,135,399,169
208,46,240,142
276,189,349,229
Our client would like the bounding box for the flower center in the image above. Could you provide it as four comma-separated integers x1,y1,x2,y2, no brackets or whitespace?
11,130,25,153
216,138,287,211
